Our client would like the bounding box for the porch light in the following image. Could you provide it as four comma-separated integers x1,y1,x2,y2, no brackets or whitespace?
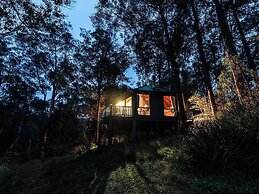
116,100,125,106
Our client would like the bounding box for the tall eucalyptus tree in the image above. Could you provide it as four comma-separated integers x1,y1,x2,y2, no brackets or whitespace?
228,0,258,89
189,0,217,115
76,28,129,145
213,0,251,103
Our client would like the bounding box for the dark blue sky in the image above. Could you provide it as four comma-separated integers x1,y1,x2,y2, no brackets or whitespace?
62,0,96,39
34,0,96,38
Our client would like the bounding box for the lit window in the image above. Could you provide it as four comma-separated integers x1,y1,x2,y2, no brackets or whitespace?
163,96,176,117
125,97,132,106
113,97,132,117
137,94,150,116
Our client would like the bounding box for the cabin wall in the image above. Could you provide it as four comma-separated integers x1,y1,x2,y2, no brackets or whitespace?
108,91,177,120
104,90,179,143
134,93,175,120
150,93,164,119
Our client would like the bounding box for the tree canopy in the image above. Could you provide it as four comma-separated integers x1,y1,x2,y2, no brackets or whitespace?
0,0,258,154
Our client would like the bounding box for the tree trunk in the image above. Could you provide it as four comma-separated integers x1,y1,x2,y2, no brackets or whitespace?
156,62,162,87
49,83,56,118
213,0,243,103
158,2,187,133
43,83,56,157
230,1,258,89
96,86,101,147
43,93,47,104
190,0,217,115
172,64,186,134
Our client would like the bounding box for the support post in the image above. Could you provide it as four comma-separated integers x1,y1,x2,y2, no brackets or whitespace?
108,119,113,145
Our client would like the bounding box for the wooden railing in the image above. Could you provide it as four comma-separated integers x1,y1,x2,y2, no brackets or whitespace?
102,107,193,120
112,106,132,117
102,106,133,118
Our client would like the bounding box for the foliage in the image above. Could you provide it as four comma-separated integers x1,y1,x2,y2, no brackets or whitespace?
0,0,79,154
0,1,258,192
0,166,10,183
183,99,259,174
0,166,10,193
189,95,212,114
1,0,130,153
76,27,129,98
1,139,259,194
46,104,81,145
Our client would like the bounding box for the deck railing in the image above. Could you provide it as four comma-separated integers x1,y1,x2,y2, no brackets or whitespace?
102,106,133,118
102,106,192,119
112,106,132,117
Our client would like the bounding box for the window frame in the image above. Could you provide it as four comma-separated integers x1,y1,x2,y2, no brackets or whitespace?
163,95,176,117
137,94,150,116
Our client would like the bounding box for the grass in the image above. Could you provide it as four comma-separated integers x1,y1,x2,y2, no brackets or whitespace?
1,138,259,194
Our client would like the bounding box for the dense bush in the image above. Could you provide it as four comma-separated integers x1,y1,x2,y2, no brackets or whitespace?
0,166,9,184
46,104,81,145
184,100,259,175
0,99,83,160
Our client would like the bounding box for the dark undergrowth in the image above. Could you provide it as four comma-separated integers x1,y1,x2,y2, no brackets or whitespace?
183,99,259,176
0,136,259,194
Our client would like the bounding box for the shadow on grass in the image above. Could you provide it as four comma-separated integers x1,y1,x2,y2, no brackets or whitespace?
4,139,173,194
39,144,137,194
133,163,159,193
81,145,129,194
4,138,258,194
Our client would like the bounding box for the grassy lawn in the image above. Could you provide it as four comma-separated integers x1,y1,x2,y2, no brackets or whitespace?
1,138,259,194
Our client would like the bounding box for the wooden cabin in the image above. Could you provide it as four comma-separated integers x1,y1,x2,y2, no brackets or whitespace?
101,86,192,143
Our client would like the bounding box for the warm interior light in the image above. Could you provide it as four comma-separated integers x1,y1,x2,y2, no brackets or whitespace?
138,94,149,107
137,94,150,116
116,100,125,106
126,97,132,106
163,96,175,117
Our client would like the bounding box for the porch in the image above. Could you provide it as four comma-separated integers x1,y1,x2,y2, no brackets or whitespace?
102,106,133,118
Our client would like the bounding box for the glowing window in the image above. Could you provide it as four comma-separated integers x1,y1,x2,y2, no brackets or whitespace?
137,94,150,116
114,97,132,117
125,97,132,106
163,96,176,117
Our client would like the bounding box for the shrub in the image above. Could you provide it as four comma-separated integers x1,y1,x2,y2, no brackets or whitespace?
184,100,259,175
0,166,10,185
47,104,81,145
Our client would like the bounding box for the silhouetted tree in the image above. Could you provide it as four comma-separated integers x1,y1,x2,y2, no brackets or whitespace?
189,0,217,115
76,28,129,145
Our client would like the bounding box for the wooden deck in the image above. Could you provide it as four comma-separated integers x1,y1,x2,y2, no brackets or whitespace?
102,106,132,118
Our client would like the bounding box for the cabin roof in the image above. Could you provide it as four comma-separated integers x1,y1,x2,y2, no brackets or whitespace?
112,85,174,104
134,86,173,94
